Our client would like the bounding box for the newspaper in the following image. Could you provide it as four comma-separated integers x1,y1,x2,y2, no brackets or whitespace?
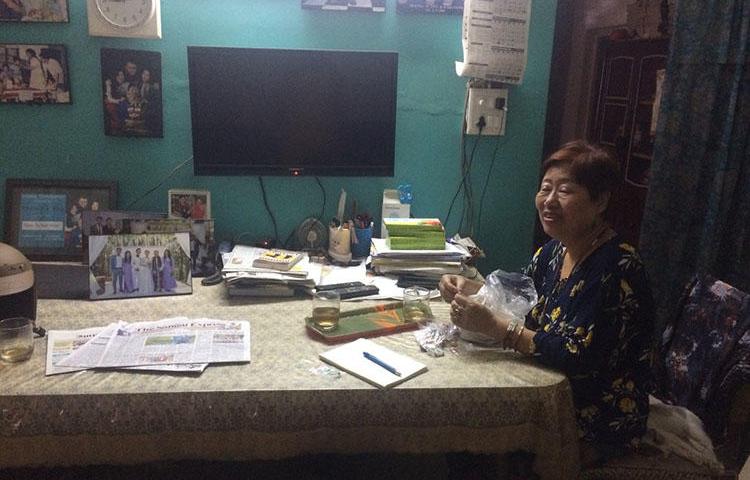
57,317,250,369
455,0,532,84
45,325,209,375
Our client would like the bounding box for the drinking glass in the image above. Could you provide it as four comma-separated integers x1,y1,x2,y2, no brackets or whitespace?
312,291,341,331
0,317,34,363
402,286,433,322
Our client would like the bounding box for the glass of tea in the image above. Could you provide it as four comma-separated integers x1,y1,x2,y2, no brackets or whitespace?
402,286,433,322
0,317,34,363
312,290,340,331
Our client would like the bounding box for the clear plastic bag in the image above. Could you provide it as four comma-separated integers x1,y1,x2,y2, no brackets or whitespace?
473,269,538,320
459,269,538,347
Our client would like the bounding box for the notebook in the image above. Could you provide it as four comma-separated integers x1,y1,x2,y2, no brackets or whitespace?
319,338,427,388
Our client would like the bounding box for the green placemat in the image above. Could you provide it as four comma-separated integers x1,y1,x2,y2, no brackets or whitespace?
305,302,421,344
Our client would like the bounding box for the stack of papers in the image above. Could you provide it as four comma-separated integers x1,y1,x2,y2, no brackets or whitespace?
222,245,321,297
370,238,470,284
46,317,250,376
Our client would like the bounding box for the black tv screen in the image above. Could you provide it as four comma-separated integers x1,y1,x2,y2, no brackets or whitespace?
187,46,398,177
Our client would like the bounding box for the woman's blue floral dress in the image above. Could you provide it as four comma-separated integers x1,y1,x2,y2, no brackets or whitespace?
525,235,654,455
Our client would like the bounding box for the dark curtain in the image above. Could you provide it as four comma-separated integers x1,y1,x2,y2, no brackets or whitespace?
639,0,750,340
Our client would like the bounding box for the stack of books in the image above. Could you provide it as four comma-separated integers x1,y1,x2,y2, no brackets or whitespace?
370,237,470,288
222,245,320,297
383,218,446,250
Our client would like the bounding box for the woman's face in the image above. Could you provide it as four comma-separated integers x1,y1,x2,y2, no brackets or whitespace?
141,69,150,82
116,71,125,83
535,165,607,244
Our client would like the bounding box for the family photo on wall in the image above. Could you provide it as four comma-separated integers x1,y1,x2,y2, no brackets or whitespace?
100,48,163,138
0,43,70,104
0,0,68,22
88,232,192,300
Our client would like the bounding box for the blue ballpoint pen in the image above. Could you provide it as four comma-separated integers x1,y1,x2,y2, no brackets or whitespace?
363,351,402,377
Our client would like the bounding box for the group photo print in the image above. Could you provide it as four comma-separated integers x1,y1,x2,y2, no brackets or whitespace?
88,232,192,300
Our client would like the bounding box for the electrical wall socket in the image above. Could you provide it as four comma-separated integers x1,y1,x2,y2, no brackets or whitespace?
465,87,508,136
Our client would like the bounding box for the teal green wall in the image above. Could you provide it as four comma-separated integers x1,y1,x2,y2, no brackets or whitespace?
0,0,556,273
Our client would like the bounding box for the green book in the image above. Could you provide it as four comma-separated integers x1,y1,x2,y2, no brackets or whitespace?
387,236,446,250
384,218,444,236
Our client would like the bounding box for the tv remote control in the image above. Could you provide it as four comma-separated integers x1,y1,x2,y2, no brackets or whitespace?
316,281,365,291
330,284,379,299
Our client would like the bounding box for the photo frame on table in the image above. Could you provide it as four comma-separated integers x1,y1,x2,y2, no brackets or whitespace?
81,209,166,238
100,48,163,138
0,44,71,104
168,189,210,220
88,232,192,300
0,0,69,22
396,0,463,14
4,178,118,261
125,217,217,278
301,0,385,12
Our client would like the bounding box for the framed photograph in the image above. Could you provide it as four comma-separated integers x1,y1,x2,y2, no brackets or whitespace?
0,0,69,22
0,44,71,104
188,220,217,277
396,0,463,14
88,232,192,300
4,178,118,261
100,48,162,138
301,0,385,12
128,216,217,277
81,210,165,236
168,189,210,220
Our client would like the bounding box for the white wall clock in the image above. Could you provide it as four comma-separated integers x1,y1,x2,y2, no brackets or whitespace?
87,0,162,39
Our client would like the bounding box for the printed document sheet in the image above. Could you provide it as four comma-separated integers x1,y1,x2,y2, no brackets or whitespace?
455,0,532,84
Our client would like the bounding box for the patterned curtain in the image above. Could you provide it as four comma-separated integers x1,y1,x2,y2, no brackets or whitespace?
639,0,750,340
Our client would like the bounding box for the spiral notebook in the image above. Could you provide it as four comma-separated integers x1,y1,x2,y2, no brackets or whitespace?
319,338,427,389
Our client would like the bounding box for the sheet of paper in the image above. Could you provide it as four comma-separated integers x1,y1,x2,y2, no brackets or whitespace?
455,0,532,84
318,261,367,286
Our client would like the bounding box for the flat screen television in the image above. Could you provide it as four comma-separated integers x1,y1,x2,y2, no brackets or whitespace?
187,46,398,177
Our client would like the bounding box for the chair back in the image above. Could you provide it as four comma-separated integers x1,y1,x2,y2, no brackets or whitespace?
655,275,750,442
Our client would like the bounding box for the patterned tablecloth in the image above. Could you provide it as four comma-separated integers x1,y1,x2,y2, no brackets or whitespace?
0,282,580,478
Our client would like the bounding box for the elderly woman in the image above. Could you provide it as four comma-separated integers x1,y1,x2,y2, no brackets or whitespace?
439,140,654,463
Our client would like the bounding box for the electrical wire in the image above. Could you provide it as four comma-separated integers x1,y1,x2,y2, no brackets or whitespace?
457,129,482,236
314,176,326,220
476,135,505,240
444,84,472,231
124,156,192,210
257,176,279,247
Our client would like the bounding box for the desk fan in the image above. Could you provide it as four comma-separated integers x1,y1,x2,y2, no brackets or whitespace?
295,217,328,252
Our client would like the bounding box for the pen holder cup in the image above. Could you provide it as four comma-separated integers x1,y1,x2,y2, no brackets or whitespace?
352,226,373,258
328,226,352,263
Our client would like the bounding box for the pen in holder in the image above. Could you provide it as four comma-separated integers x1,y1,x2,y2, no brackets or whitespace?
328,225,352,263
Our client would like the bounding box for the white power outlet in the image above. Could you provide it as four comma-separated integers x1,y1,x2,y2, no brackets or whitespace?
465,87,508,136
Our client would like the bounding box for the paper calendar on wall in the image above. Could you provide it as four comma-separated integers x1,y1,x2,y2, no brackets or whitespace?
455,0,532,85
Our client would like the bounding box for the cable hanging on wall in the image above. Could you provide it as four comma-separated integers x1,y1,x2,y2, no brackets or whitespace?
124,156,193,210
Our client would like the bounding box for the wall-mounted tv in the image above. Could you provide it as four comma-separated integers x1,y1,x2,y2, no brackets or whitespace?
187,46,398,177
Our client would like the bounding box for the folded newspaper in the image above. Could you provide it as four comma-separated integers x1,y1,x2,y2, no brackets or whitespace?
50,317,250,373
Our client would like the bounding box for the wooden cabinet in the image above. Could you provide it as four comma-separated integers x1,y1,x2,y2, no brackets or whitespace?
589,37,669,246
